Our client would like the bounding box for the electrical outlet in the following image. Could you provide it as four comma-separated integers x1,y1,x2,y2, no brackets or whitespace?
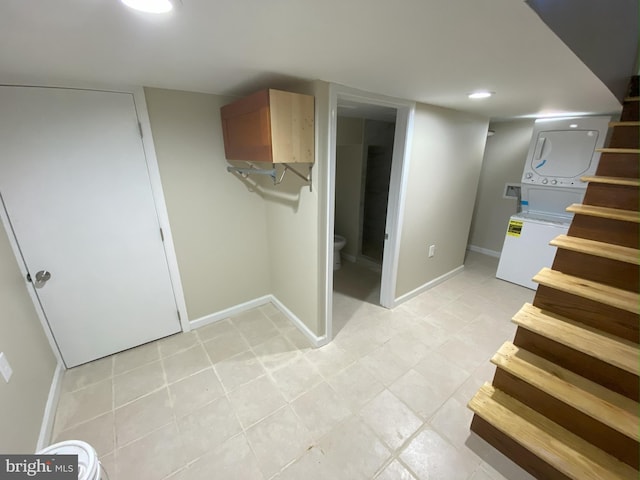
0,352,13,383
428,244,436,258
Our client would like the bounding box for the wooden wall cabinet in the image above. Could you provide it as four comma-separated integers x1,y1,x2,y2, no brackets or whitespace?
220,89,315,164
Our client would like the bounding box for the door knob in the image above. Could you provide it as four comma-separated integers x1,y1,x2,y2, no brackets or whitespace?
33,270,51,288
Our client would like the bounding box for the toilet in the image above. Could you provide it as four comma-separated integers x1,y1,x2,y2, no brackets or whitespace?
37,440,103,480
334,234,347,270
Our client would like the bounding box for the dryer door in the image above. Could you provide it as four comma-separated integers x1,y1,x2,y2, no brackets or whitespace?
531,129,599,178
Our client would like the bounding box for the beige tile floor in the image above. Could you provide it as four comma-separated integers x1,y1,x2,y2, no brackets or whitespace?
51,252,537,480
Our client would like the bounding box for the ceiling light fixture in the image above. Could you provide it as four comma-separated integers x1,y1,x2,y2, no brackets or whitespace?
569,124,578,128
524,112,591,120
468,91,493,99
121,0,173,13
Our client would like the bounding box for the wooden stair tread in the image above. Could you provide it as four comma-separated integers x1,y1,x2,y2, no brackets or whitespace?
580,176,640,187
513,303,639,374
468,384,638,480
624,96,640,102
550,235,640,265
596,148,640,154
566,204,640,223
532,268,639,313
492,342,639,440
609,121,640,127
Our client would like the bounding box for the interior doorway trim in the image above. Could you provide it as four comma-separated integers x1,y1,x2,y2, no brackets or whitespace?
133,86,190,333
325,83,415,341
0,83,191,365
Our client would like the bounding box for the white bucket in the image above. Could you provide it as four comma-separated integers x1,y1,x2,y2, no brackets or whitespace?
37,440,100,480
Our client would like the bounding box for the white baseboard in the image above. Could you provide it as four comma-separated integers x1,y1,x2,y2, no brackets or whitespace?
37,362,64,451
467,244,501,258
189,295,272,330
393,265,465,307
269,295,328,348
190,294,327,348
39,294,325,450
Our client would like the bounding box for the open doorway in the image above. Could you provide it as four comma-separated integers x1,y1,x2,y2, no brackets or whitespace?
335,110,396,266
361,126,396,263
325,85,415,340
332,112,396,332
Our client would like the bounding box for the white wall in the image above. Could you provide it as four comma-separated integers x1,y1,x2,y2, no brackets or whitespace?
144,83,494,338
0,224,57,452
468,119,535,254
144,88,271,321
145,83,330,337
396,103,489,298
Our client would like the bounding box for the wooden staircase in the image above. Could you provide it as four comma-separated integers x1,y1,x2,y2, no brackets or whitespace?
468,76,640,480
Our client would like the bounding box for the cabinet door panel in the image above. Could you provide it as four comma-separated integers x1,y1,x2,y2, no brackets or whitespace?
222,107,272,162
221,89,272,162
220,88,314,163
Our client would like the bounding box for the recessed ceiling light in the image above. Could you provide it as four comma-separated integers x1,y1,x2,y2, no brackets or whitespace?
569,124,578,128
121,0,173,13
468,91,493,99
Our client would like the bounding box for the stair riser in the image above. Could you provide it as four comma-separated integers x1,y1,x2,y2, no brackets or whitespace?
568,215,639,249
534,285,639,342
582,183,639,211
552,250,639,292
513,328,639,401
492,369,639,469
595,152,639,178
628,77,639,97
621,102,639,121
469,78,640,477
470,415,572,480
609,126,639,149
513,303,639,375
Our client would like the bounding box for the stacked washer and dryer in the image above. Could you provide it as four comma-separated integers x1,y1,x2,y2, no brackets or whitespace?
496,115,610,289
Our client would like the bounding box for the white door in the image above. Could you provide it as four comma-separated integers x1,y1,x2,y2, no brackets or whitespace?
0,86,181,367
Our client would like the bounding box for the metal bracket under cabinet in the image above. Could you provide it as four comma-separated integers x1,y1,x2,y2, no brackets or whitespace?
226,163,313,191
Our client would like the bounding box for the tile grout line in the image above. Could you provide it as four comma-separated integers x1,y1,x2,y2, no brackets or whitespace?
189,324,263,476
227,312,318,479
52,255,532,480
155,340,185,480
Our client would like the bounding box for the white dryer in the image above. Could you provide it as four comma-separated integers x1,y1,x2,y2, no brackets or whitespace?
496,116,610,289
520,115,610,217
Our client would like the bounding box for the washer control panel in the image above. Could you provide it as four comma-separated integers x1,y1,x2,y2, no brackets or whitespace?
522,172,584,187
